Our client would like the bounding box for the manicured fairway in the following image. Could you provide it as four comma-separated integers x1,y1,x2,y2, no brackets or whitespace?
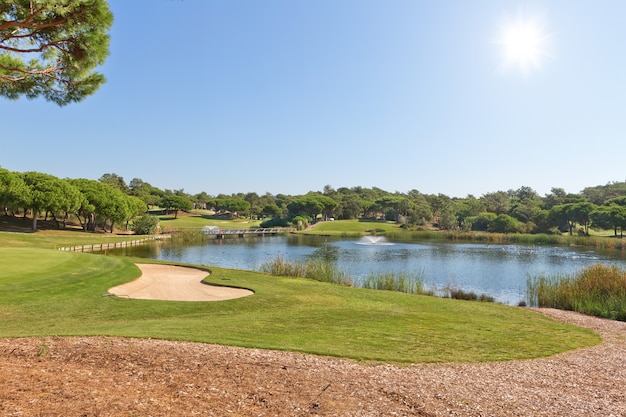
305,219,401,236
0,246,600,363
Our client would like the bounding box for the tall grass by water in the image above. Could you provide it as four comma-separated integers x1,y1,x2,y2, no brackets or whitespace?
527,264,626,321
259,256,352,286
361,271,431,295
261,256,433,296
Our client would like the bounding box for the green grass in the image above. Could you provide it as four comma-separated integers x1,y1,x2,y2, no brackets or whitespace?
305,219,402,236
157,210,263,230
0,243,600,363
0,229,149,250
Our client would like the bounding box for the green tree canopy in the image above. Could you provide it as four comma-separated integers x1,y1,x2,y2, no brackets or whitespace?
210,197,251,216
161,195,193,219
99,173,129,194
261,203,282,218
481,191,511,215
0,0,113,105
71,178,133,232
0,168,27,215
569,202,597,236
287,194,337,222
591,205,626,237
488,214,522,233
21,171,81,230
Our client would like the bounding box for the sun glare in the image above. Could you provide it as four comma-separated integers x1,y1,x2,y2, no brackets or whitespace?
496,12,551,77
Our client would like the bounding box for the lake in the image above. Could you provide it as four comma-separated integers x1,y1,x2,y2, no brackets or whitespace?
108,235,626,305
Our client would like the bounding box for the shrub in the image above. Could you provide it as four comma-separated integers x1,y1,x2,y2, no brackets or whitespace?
488,214,522,233
131,214,160,235
469,212,497,231
291,216,309,230
260,217,290,228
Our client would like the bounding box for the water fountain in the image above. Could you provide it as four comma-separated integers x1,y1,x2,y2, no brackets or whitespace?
355,235,394,246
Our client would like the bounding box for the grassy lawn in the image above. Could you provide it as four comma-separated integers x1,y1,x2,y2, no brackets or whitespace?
157,210,263,230
0,229,150,250
0,234,601,363
305,219,402,236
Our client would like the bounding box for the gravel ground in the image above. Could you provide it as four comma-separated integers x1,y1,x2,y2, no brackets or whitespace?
1,308,624,417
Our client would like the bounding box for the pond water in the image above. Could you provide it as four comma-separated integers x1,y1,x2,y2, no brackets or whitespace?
108,235,626,305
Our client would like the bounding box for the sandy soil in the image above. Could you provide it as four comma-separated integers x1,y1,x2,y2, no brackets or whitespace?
107,263,253,301
1,268,625,416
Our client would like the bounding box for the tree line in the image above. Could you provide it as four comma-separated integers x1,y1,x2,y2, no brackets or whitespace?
2,168,626,236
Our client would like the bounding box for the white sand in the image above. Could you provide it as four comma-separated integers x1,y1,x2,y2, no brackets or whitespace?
108,263,253,301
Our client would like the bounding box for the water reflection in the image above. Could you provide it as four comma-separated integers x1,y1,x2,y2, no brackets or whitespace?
108,235,626,305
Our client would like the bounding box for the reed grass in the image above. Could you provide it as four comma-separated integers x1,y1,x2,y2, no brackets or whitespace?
259,256,351,286
361,271,432,295
169,228,207,244
262,257,466,297
527,264,626,321
442,285,496,302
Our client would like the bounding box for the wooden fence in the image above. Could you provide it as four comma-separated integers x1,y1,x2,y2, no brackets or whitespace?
58,235,170,253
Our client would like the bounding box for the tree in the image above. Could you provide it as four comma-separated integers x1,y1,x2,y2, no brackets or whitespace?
582,181,626,205
548,204,575,235
510,186,539,202
543,187,568,209
261,204,281,218
72,178,135,232
244,192,261,219
509,186,542,224
161,195,192,218
481,191,511,215
468,212,497,231
335,194,366,220
124,195,147,230
569,202,597,236
488,214,521,233
193,191,211,210
591,205,626,237
374,196,413,222
510,198,542,223
454,196,484,228
210,197,250,216
287,194,337,222
0,168,27,215
72,178,111,231
99,173,129,194
53,178,83,228
437,204,458,230
129,178,161,208
0,0,113,105
21,171,80,230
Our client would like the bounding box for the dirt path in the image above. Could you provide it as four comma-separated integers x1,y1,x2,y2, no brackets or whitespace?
1,309,624,416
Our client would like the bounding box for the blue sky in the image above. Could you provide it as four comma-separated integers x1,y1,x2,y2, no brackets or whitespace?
2,0,625,197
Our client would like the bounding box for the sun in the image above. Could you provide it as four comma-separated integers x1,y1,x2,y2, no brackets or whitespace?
496,12,551,76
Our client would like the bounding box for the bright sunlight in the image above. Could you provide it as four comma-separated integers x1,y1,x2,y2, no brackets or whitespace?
496,11,551,77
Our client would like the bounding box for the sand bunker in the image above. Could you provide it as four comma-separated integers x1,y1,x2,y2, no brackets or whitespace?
108,263,253,301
